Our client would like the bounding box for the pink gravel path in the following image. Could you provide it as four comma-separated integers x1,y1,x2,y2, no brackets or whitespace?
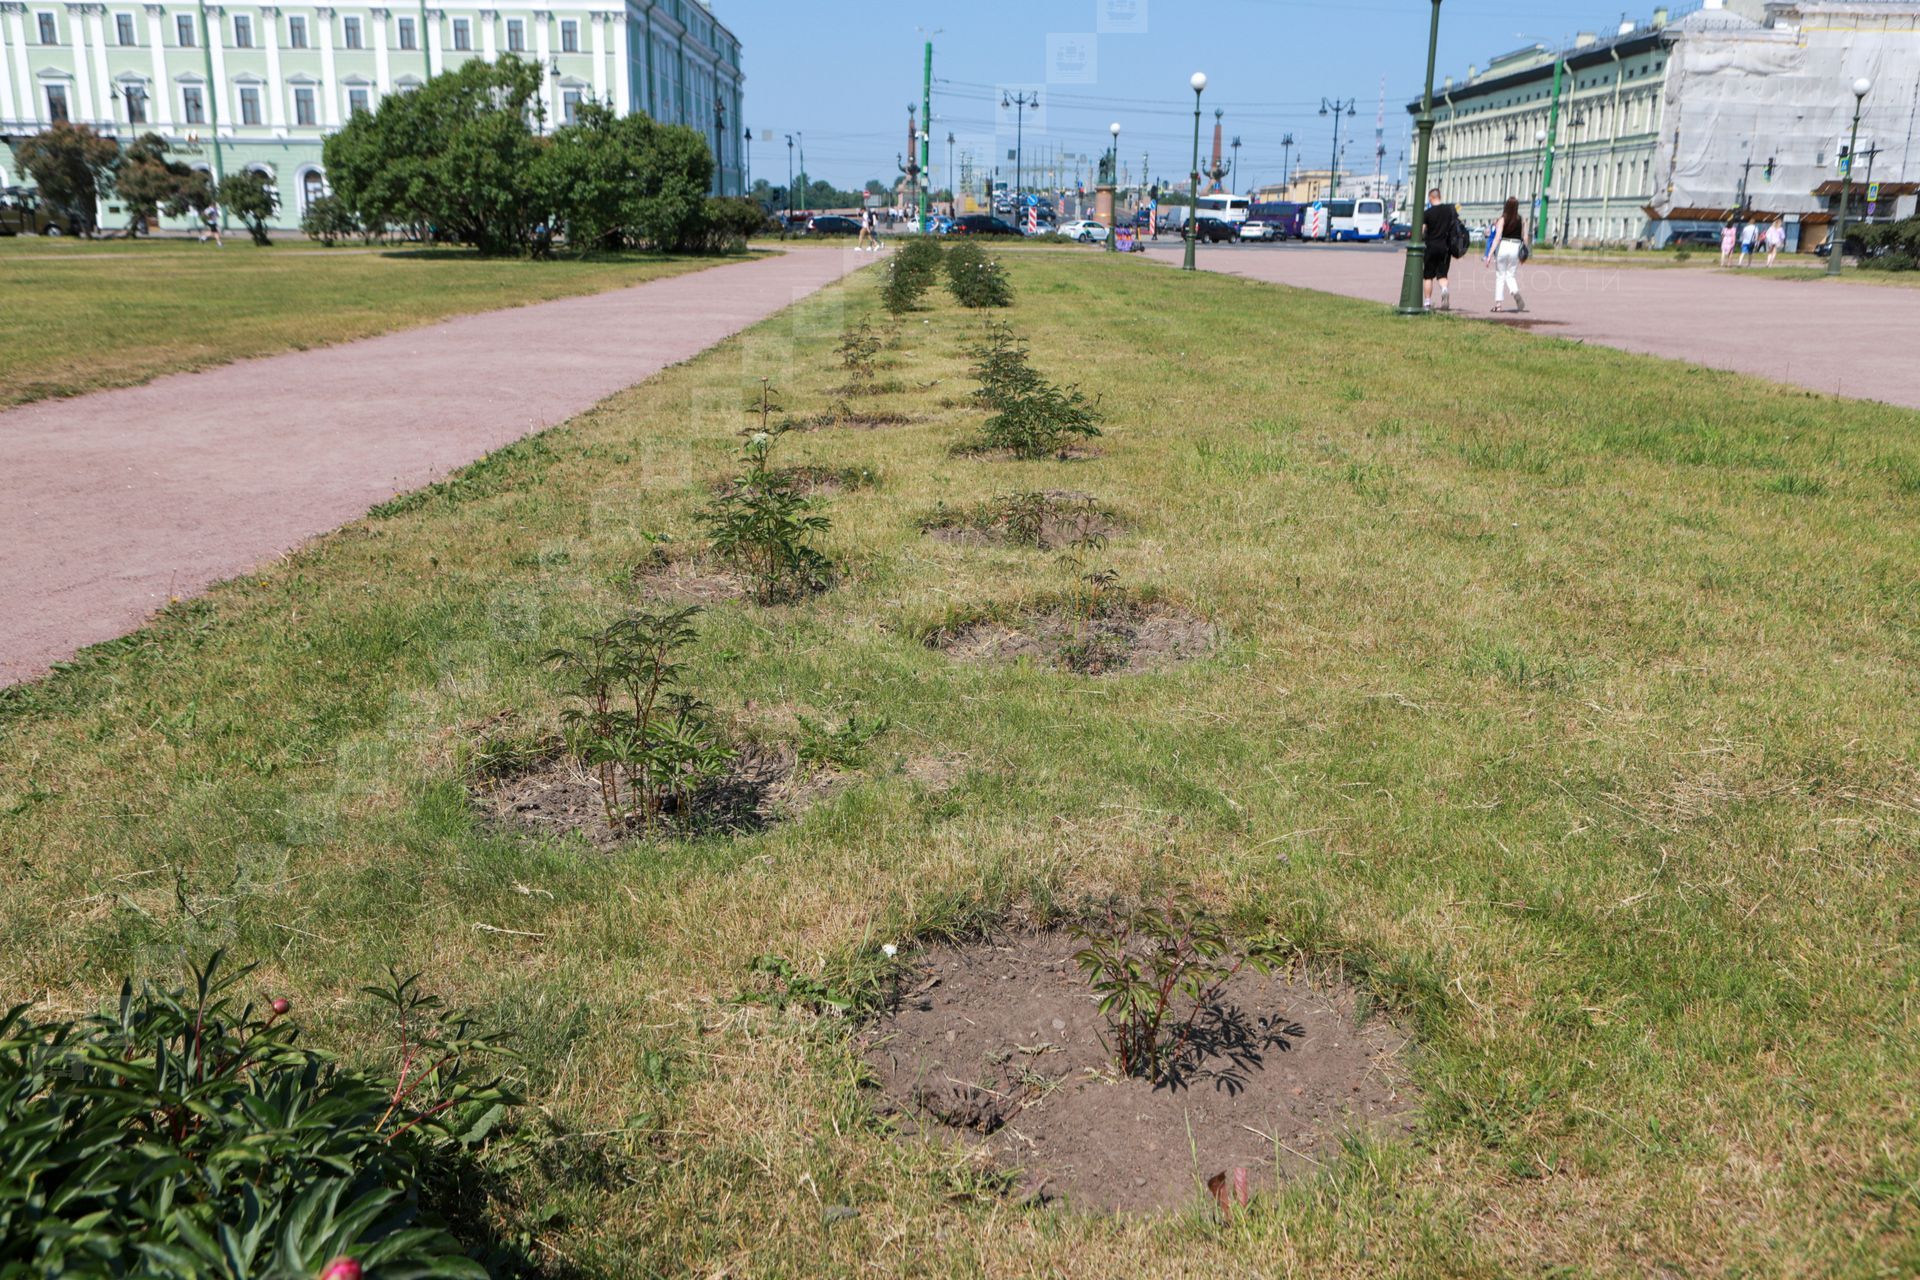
2,247,866,687
1143,243,1920,409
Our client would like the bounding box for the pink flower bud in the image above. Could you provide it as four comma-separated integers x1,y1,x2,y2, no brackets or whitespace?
319,1259,362,1280
271,998,291,1016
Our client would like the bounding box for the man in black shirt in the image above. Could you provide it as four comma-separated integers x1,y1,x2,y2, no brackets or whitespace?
1421,188,1459,311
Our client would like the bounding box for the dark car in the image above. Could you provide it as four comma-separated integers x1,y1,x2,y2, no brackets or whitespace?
1390,220,1413,241
1666,226,1722,249
807,215,863,236
1190,216,1238,244
949,214,1022,237
1813,234,1875,259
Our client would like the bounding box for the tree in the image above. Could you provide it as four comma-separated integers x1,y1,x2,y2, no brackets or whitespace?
111,133,209,233
299,194,359,246
217,170,279,245
323,55,547,254
539,102,715,251
10,122,118,235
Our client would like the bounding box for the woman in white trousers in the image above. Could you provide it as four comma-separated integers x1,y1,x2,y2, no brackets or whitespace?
1490,197,1527,314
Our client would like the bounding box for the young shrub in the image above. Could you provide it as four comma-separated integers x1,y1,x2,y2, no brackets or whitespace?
0,953,513,1277
836,320,881,389
700,431,835,602
946,239,1015,307
880,243,939,315
975,379,1103,459
1071,895,1285,1083
966,322,1043,411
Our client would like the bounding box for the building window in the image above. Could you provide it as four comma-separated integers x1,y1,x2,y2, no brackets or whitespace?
397,16,415,49
46,83,70,120
176,13,194,45
182,84,205,123
115,12,135,44
36,11,55,42
451,17,470,48
124,82,148,122
562,88,580,123
287,15,307,46
232,14,251,45
348,86,370,114
239,85,261,124
560,19,576,52
505,18,523,51
342,15,362,48
302,169,326,208
293,85,316,124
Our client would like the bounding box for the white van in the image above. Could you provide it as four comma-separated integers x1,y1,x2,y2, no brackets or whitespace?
1348,198,1388,242
1194,194,1251,225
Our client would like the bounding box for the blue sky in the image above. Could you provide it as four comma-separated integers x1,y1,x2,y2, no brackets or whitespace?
731,0,1684,194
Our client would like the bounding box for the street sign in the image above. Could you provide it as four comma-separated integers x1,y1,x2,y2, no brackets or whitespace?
1867,182,1880,202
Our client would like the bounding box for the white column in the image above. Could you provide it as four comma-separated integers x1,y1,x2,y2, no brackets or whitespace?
532,11,549,123
260,6,284,128
0,3,18,125
144,3,170,126
86,7,112,122
588,10,603,103
478,7,494,60
316,4,337,124
370,7,388,95
205,4,231,135
611,12,627,113
425,6,441,74
65,5,97,124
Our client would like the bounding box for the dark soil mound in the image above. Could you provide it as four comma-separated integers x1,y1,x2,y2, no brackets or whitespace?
931,600,1215,675
860,932,1415,1214
920,491,1118,551
480,745,835,848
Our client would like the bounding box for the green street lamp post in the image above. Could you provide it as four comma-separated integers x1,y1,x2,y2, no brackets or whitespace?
1184,71,1206,271
1396,0,1445,315
1829,76,1872,277
1107,120,1121,252
1321,96,1357,199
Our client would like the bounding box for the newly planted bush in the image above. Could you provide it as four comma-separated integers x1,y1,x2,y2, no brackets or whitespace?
974,380,1103,459
1071,896,1285,1083
700,431,835,602
547,605,736,834
917,490,1112,550
836,320,881,388
881,238,944,314
946,240,1015,307
966,322,1043,412
0,953,513,1278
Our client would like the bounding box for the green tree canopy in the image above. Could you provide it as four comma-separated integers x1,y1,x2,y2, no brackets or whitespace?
10,122,119,235
538,103,713,251
216,170,280,246
112,133,211,229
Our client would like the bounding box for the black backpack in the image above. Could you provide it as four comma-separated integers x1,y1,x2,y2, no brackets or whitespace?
1446,206,1469,259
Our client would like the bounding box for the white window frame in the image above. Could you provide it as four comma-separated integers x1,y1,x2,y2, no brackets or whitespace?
181,82,206,124
559,19,576,52
341,14,362,48
450,16,470,49
287,14,307,46
292,83,317,125
122,79,149,122
396,15,415,49
175,12,195,45
45,81,71,120
504,17,523,51
237,83,261,124
115,12,136,44
561,87,580,123
231,13,251,46
346,84,370,114
35,11,57,43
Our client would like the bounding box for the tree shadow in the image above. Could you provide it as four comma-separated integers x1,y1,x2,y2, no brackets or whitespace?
1155,1004,1306,1096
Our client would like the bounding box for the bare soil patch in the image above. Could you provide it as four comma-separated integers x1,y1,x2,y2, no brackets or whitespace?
712,464,879,499
931,599,1215,675
919,491,1118,551
860,932,1415,1214
479,744,837,848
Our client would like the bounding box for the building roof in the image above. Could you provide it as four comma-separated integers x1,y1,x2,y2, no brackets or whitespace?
1410,22,1666,113
1811,179,1920,197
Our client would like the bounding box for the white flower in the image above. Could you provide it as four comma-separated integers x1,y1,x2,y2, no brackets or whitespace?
881,944,898,958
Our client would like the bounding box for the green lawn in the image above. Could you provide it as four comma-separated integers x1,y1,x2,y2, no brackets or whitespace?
3,252,1917,1277
0,238,732,407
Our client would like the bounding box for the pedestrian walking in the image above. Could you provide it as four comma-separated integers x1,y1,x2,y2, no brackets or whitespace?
1720,220,1737,267
857,206,877,253
200,203,223,248
1420,187,1464,311
1739,219,1760,266
1764,219,1786,267
1489,197,1528,313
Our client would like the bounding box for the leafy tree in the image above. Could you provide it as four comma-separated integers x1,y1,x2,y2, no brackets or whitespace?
323,55,547,254
217,169,280,245
300,193,359,246
10,122,118,235
538,103,715,251
110,132,209,232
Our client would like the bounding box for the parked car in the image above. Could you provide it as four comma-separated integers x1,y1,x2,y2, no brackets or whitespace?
1814,234,1870,259
806,215,862,236
1390,220,1413,241
949,214,1022,237
1666,226,1722,249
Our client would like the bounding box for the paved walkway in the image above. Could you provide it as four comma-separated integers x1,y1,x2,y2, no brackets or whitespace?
2,248,866,686
1143,243,1920,409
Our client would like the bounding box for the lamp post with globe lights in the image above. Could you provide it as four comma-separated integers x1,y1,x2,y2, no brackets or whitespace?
1184,72,1207,270
1829,77,1873,276
1107,121,1122,251
1396,0,1446,314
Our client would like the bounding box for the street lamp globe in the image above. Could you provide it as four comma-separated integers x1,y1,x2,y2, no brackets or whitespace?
1853,77,1873,99
1535,128,1547,144
1190,72,1208,93
1110,121,1121,138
